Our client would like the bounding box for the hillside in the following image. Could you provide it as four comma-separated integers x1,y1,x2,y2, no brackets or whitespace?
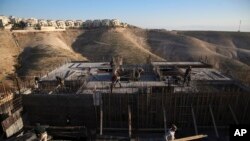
146,30,250,82
0,28,249,84
6,30,87,77
0,31,20,81
72,28,165,64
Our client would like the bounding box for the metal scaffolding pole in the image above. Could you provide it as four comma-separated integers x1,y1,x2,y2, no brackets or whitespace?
191,106,198,135
228,105,239,125
163,106,167,135
209,105,219,138
128,105,132,138
100,102,103,135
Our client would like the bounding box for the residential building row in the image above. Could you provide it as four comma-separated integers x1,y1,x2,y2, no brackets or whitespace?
0,15,128,30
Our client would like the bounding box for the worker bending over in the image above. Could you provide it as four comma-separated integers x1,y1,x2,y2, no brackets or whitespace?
34,123,47,141
165,124,177,141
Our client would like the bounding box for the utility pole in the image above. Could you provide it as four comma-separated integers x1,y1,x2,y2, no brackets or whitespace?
238,20,241,32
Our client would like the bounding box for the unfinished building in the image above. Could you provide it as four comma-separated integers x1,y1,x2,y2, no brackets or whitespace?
1,61,250,140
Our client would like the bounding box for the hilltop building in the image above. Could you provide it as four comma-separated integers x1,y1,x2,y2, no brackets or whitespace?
101,19,111,27
84,20,93,28
0,15,12,29
56,20,66,29
65,20,75,28
38,19,48,27
93,19,102,28
9,16,22,24
74,20,83,28
1,15,128,31
47,20,57,27
25,18,38,27
111,19,121,27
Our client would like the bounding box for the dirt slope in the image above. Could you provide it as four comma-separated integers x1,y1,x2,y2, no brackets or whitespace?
72,28,164,64
146,30,250,82
0,31,20,81
13,30,87,76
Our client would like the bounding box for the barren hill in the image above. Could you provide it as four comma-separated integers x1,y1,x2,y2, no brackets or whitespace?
2,30,87,78
0,28,250,83
146,30,250,82
71,28,165,63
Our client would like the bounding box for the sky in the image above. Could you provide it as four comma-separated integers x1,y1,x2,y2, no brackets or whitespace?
0,0,250,31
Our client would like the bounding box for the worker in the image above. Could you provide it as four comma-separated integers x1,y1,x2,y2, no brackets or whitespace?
56,76,64,86
134,67,144,81
34,76,40,89
112,68,122,87
183,66,192,86
110,58,114,68
111,68,122,93
165,124,177,141
118,56,123,68
34,123,47,141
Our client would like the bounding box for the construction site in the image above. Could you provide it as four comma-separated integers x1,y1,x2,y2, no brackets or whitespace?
0,58,249,141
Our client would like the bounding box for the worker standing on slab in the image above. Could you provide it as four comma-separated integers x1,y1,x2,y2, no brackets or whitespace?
56,76,64,87
112,68,122,88
165,124,177,141
111,68,122,93
34,76,40,89
110,58,114,68
34,123,47,141
134,67,144,81
183,66,192,86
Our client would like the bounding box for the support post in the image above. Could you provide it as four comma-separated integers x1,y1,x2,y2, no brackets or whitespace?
191,106,198,135
209,105,219,138
100,103,103,135
163,106,167,135
14,76,21,94
128,105,132,138
228,105,239,124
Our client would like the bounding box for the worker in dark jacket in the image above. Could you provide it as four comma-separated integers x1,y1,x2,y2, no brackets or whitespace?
183,66,192,86
34,77,40,89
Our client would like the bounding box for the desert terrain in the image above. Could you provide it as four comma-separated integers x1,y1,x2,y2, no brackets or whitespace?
0,27,250,84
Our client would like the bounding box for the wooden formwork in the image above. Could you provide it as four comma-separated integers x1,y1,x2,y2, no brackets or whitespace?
21,85,250,139
100,88,250,133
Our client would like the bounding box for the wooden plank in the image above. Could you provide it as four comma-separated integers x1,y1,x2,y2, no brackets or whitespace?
173,134,208,141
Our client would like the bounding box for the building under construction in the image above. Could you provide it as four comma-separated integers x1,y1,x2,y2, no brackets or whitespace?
1,60,250,140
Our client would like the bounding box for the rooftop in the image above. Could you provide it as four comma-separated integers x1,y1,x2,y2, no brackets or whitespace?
34,61,239,95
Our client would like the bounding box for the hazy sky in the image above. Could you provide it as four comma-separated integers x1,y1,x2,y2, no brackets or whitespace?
1,0,250,31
